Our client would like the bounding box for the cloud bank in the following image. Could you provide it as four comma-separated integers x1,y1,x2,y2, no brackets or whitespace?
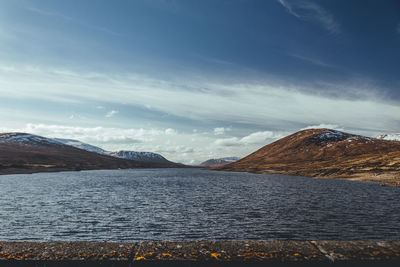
0,64,398,134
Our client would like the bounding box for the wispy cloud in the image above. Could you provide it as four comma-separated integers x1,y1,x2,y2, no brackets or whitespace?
105,110,119,118
144,0,181,13
278,0,341,34
0,63,399,135
290,54,335,68
27,7,74,21
26,6,122,36
278,0,300,18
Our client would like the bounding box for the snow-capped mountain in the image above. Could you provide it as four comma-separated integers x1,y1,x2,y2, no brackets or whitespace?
110,150,172,164
200,156,241,167
220,156,241,162
53,138,108,154
0,132,186,175
52,138,174,164
377,133,400,141
307,129,373,145
0,132,179,165
0,132,152,175
0,133,66,146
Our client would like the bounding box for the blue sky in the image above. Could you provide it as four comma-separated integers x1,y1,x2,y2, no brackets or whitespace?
0,0,399,163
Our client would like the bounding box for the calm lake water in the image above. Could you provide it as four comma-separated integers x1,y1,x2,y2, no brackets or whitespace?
0,168,399,241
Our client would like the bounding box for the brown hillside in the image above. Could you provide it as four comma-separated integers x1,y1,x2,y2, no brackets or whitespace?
215,129,400,186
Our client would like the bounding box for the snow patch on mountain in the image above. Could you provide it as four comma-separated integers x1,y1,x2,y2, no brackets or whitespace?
53,138,108,154
200,156,241,167
0,132,177,164
219,156,241,162
377,134,400,141
309,130,370,145
110,151,170,163
0,133,65,146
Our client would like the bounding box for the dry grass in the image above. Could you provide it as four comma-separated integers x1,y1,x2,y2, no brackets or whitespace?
216,129,400,187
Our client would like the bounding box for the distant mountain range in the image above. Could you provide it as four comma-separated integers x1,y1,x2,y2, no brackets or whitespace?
0,132,183,175
215,128,400,186
3,130,400,185
52,137,179,165
109,150,173,164
200,157,240,167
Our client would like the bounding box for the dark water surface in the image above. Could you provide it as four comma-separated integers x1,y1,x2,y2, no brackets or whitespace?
0,168,399,241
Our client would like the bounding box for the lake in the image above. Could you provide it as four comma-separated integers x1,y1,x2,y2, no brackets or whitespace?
0,168,399,241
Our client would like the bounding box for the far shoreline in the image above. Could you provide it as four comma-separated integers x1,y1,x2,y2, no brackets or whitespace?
0,166,201,176
2,166,399,188
211,167,400,187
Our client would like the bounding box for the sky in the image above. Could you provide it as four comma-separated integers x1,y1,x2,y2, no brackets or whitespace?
0,0,399,164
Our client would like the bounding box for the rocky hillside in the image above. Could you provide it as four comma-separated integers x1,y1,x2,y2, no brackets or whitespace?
0,133,177,175
215,129,400,186
200,157,240,167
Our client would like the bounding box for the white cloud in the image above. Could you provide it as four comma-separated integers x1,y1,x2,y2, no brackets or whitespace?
20,123,150,144
240,131,283,144
165,128,177,135
278,0,341,34
214,127,225,135
105,110,118,118
301,124,344,131
214,130,287,147
213,127,231,135
214,137,240,147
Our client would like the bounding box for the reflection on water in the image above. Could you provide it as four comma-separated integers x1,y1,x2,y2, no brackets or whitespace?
0,168,399,241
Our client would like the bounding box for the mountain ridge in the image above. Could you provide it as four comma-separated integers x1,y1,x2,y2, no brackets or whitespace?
0,132,184,175
0,133,180,165
200,157,240,167
215,128,400,186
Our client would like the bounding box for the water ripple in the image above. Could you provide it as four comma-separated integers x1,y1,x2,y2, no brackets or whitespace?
0,168,399,241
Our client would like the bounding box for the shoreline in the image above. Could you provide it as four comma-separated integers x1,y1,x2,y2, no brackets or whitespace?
0,241,399,266
2,166,399,187
212,168,400,187
0,166,200,176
